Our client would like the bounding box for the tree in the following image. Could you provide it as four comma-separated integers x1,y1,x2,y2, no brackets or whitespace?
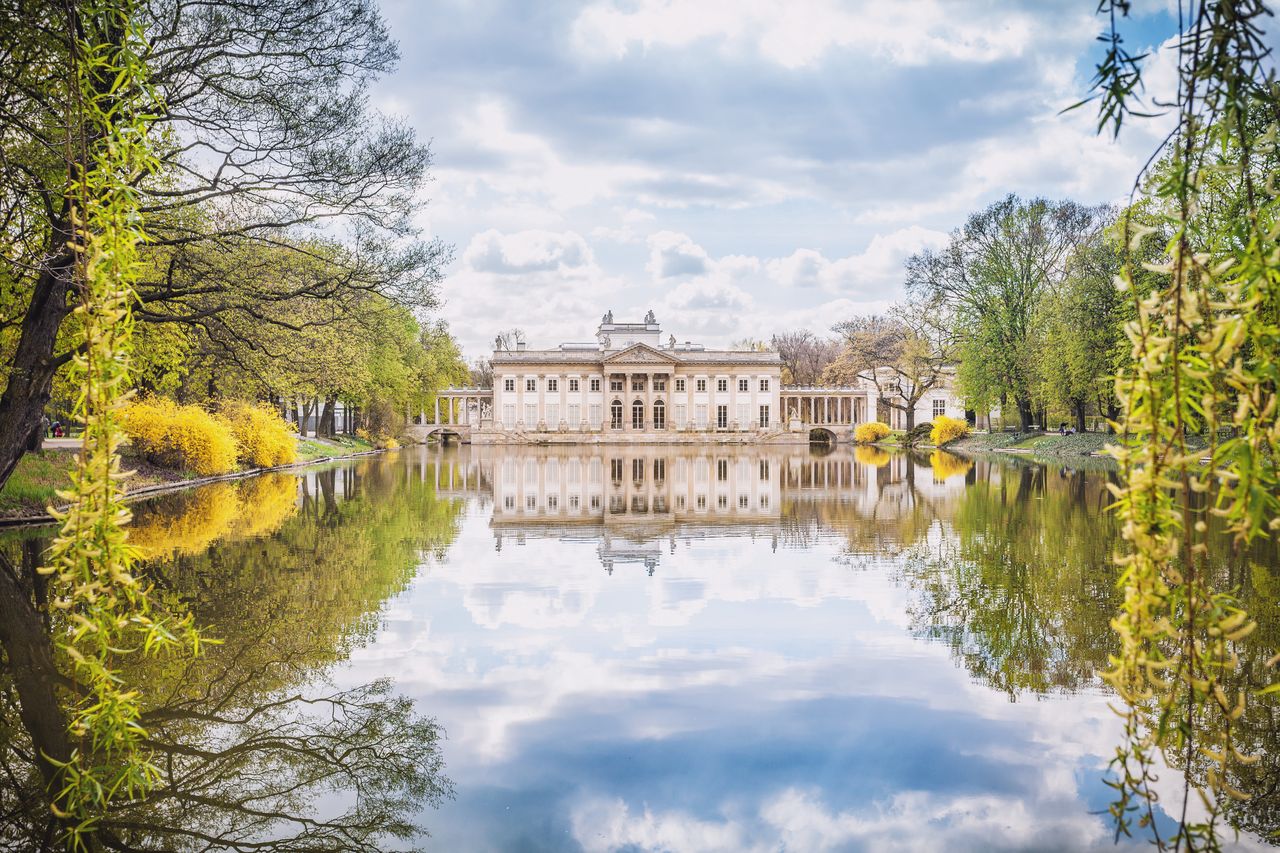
906,195,1104,429
826,301,955,430
0,0,446,491
770,330,841,385
1029,213,1127,432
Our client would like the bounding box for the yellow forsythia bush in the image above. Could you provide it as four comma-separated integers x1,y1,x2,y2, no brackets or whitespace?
854,421,891,444
219,401,298,467
121,397,239,476
930,415,970,446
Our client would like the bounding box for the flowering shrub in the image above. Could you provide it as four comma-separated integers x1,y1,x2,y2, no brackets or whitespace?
121,397,238,475
219,401,297,467
854,421,891,444
930,415,969,446
381,437,400,450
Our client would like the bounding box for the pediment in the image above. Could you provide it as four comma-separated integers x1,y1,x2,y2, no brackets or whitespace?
603,343,679,364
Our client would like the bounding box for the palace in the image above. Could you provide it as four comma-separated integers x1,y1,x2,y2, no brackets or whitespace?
418,310,973,444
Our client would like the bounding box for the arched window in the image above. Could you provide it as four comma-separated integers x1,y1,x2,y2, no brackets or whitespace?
610,400,623,430
653,399,665,430
632,399,645,430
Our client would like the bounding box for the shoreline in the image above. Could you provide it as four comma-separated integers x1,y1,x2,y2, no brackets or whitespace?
0,446,395,529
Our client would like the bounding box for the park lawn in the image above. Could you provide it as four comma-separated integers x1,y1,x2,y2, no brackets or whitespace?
296,434,376,463
0,450,77,516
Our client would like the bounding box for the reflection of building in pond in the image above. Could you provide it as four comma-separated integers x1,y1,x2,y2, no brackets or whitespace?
415,445,978,573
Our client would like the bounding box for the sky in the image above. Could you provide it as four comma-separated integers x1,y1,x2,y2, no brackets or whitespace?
371,0,1188,360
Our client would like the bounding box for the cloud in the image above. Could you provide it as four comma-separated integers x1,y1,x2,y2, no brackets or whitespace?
570,0,1089,70
464,228,594,274
646,230,712,277
766,226,949,298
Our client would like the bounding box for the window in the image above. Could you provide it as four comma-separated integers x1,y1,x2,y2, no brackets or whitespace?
654,459,665,481
736,404,749,427
760,495,770,509
504,378,515,392
717,405,728,428
933,399,947,419
675,403,687,428
760,460,770,480
589,403,603,426
677,495,687,509
610,378,623,392
526,378,536,392
502,404,515,428
610,400,623,429
759,405,770,428
696,379,707,392
631,377,645,391
524,403,537,425
547,494,558,511
526,495,536,510
632,458,645,482
591,378,601,392
718,495,728,509
675,378,686,392
695,404,708,428
632,400,645,430
739,495,749,509
717,459,729,481
546,403,559,425
569,495,580,510
568,403,580,424
610,458,624,482
760,378,770,392
696,495,707,510
504,495,514,510
717,379,728,392
653,399,665,430
631,496,648,513
569,378,579,392
738,378,749,392
590,495,602,510
654,378,666,391
548,378,558,392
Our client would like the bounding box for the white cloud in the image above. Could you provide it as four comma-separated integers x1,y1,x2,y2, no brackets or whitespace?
766,226,949,298
646,230,712,278
571,0,1092,69
464,229,594,274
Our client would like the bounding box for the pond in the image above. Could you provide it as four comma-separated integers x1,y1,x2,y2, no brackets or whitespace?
0,445,1276,851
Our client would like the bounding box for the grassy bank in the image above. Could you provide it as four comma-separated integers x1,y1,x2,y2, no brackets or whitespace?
945,430,1207,459
1,434,382,519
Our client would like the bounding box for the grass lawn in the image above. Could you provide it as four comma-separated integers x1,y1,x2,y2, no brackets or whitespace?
0,449,77,516
296,434,376,462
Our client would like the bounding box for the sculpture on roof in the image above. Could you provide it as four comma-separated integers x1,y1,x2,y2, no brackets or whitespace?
644,309,656,324
668,334,676,349
603,309,613,324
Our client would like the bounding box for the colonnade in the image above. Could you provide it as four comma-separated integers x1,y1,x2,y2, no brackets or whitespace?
778,388,872,426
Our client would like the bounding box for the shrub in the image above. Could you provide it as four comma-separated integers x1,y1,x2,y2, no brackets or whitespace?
904,421,933,446
854,421,891,444
121,397,238,476
219,401,297,468
382,437,400,450
930,415,970,446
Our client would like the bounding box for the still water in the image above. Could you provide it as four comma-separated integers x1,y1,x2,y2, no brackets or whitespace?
1,445,1276,851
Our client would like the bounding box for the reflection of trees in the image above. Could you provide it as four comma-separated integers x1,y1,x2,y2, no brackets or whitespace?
901,460,1120,698
0,453,462,851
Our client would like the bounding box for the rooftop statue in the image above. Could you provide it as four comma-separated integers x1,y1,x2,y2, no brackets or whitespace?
644,309,656,324
603,310,613,324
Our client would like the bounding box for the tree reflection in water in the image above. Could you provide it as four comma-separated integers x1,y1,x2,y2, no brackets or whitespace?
0,456,461,852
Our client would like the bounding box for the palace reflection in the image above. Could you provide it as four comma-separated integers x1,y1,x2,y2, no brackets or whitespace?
413,444,981,574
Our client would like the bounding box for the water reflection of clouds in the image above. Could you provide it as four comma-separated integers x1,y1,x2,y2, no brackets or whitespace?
342,447,1263,851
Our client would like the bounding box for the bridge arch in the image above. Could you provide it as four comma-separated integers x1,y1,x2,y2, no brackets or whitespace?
808,426,838,445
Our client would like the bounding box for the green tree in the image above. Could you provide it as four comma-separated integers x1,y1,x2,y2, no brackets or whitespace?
906,195,1105,429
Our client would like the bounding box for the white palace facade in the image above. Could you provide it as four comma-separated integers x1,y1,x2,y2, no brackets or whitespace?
422,311,973,444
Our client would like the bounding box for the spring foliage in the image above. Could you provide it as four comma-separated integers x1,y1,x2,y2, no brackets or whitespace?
1086,2,1280,848
854,421,892,444
930,415,969,446
121,398,239,476
34,2,203,846
218,401,297,468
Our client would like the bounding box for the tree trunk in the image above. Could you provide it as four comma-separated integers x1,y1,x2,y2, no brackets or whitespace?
319,395,337,438
904,407,915,431
1073,400,1087,433
0,251,75,492
1016,397,1034,431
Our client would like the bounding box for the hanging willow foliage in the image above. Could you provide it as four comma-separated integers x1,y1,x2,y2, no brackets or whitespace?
1086,1,1280,849
37,1,203,847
